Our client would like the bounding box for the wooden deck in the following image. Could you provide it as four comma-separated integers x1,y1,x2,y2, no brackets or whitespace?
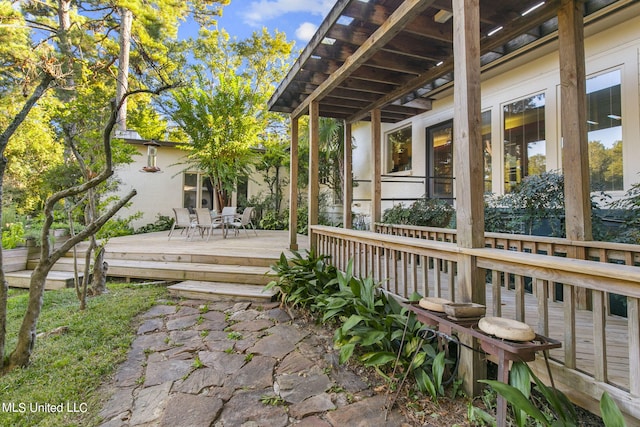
312,225,640,423
89,229,309,262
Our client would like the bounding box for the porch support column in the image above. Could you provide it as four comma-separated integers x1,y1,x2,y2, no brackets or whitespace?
371,109,382,226
289,115,299,251
309,100,320,250
559,0,592,243
343,121,353,229
558,0,591,363
452,0,486,397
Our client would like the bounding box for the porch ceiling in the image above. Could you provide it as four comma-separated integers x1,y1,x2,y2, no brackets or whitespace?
268,0,631,124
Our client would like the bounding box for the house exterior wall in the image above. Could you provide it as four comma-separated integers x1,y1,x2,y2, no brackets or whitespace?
114,144,187,229
350,13,640,217
113,144,291,230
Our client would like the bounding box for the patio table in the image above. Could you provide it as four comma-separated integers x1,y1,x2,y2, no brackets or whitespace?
210,213,235,239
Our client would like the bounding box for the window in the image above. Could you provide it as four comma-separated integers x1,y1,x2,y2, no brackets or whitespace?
386,126,412,173
426,120,453,199
482,111,492,192
587,69,622,191
503,93,546,192
183,173,214,212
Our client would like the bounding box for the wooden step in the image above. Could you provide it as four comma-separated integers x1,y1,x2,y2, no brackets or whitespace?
168,280,278,302
60,249,278,268
35,258,275,285
6,270,82,290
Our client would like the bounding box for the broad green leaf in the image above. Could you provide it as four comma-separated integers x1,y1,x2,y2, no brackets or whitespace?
600,392,626,427
479,379,550,424
339,343,356,364
342,315,364,332
432,351,446,393
360,330,386,347
360,351,396,367
510,361,532,427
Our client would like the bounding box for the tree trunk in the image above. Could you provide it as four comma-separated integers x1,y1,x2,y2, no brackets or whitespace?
116,7,133,132
5,263,52,371
91,246,108,296
0,71,55,370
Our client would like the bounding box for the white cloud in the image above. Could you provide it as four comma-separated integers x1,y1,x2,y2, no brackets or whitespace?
295,22,318,43
242,0,334,27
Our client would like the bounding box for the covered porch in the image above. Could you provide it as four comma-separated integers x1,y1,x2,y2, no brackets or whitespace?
268,0,640,422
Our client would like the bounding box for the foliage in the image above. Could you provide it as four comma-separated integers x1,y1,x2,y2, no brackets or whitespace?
135,214,174,234
165,27,293,208
265,251,338,309
96,218,135,239
254,137,290,214
267,253,448,399
382,196,454,228
1,101,63,215
170,73,259,207
259,210,288,231
0,283,166,427
608,176,640,244
480,362,626,426
298,117,352,205
485,171,615,239
2,222,25,249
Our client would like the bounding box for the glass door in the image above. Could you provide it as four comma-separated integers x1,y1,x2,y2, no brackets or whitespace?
426,120,454,200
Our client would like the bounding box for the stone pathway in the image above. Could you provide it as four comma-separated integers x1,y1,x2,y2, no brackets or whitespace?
98,298,412,426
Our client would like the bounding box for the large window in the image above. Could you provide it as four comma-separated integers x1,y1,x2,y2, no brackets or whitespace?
386,126,412,173
503,93,546,192
183,173,214,212
587,69,622,191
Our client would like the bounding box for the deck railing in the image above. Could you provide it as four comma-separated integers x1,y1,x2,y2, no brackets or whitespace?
310,224,640,421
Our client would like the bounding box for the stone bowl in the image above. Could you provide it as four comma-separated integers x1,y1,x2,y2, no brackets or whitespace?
443,303,486,319
418,297,452,312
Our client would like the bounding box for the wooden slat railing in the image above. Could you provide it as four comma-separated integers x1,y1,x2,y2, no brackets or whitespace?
375,223,640,265
311,225,640,421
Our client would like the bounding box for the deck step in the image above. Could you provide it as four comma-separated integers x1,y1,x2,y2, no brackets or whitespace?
6,270,82,290
60,250,278,268
31,258,275,285
168,280,278,302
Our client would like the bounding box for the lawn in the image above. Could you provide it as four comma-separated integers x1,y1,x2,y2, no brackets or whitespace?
0,283,167,427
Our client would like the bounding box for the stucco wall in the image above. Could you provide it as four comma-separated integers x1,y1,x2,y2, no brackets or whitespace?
113,144,186,229
350,13,640,215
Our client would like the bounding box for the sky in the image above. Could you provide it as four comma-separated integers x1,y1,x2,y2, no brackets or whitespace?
185,0,335,49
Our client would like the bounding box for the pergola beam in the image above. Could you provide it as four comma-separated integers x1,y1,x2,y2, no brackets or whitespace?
291,0,436,120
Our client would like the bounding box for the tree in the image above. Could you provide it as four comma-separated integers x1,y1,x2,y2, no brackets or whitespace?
0,0,205,372
255,136,290,214
298,117,349,204
165,28,293,208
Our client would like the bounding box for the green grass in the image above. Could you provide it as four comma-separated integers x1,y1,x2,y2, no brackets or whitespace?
0,282,167,427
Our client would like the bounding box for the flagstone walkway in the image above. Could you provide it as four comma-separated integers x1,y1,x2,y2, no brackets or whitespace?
98,298,412,427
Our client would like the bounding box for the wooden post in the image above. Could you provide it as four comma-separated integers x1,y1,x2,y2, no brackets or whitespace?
452,0,486,397
343,121,353,229
371,109,382,226
289,116,299,251
558,0,592,312
309,100,320,250
559,0,592,241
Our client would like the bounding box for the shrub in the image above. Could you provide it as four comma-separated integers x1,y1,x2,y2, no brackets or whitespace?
382,196,454,228
136,214,173,234
2,222,25,249
608,176,640,244
267,252,449,400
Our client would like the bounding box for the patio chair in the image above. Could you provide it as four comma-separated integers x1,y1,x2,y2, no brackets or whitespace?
194,208,223,241
227,207,258,237
168,207,193,240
